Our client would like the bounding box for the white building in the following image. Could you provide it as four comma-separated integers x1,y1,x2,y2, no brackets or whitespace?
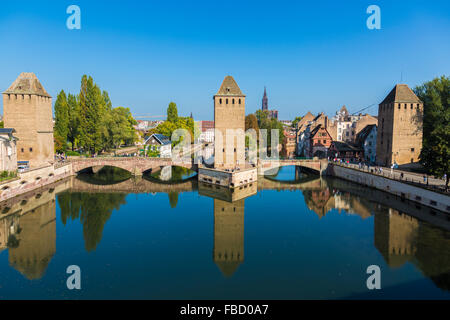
0,128,18,172
196,120,215,143
356,124,377,163
144,134,172,158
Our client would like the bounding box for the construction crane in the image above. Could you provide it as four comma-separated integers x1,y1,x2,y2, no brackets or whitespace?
133,114,166,120
350,103,378,115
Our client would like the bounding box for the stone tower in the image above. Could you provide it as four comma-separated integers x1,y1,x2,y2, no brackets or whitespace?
213,198,244,277
262,86,268,111
376,84,423,166
3,72,54,168
214,76,246,169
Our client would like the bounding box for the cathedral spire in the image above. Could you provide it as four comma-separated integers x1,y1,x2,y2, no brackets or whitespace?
262,86,268,111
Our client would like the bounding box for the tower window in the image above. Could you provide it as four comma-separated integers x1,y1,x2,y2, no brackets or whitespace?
21,148,24,152
239,99,241,104
29,148,33,152
410,104,413,109
398,105,401,110
411,148,415,152
404,104,407,109
232,99,235,104
226,99,228,104
219,98,222,104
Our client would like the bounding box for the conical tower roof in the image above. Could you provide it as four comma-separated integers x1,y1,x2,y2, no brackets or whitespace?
3,72,51,98
215,260,242,277
380,84,421,104
216,76,245,96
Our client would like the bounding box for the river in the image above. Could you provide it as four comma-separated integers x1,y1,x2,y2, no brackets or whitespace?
0,166,449,299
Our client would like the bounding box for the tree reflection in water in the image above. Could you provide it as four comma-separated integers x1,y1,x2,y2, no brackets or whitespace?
58,192,127,251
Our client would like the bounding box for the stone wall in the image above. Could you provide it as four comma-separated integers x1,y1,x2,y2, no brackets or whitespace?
327,164,450,213
3,94,54,168
0,163,72,203
199,167,257,188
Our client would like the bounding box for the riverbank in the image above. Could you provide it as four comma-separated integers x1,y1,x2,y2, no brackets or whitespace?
327,163,450,214
0,163,73,203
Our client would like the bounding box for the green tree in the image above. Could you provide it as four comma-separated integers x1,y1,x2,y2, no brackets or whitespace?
254,110,284,154
292,116,302,128
0,121,4,128
67,93,80,151
54,90,69,149
414,75,450,189
245,114,260,135
167,102,179,122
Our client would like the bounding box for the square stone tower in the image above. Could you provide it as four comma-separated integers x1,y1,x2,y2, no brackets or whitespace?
213,198,244,277
3,72,54,168
376,84,423,166
214,76,246,169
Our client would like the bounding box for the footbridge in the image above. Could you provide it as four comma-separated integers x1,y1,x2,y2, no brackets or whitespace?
258,158,328,175
69,157,198,176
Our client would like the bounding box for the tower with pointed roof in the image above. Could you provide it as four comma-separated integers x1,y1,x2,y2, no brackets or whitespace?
262,86,268,111
2,72,54,167
213,198,244,277
376,84,423,166
213,76,246,169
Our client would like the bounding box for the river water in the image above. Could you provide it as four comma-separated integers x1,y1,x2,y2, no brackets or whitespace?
0,166,449,299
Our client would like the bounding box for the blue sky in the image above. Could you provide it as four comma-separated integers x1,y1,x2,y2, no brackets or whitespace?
0,0,449,120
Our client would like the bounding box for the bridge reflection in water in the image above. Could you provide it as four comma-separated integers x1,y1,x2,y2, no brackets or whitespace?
0,172,449,294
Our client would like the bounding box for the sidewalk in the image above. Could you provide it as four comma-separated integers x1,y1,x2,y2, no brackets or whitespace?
332,161,448,194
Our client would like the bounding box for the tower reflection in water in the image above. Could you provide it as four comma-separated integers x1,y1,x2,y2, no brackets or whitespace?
199,182,257,277
0,175,448,292
0,180,70,280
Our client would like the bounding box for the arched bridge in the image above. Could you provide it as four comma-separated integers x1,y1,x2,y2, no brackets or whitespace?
70,157,198,176
258,159,328,175
69,157,326,177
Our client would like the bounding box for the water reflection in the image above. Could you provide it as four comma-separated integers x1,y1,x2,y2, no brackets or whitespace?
0,169,449,297
199,183,257,277
57,192,127,251
0,179,70,280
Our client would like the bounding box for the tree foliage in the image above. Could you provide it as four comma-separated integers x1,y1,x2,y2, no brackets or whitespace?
255,110,285,148
414,75,450,189
54,90,69,147
292,116,302,128
54,75,138,154
154,102,195,144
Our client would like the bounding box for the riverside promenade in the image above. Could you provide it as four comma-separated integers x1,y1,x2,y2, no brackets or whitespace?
327,162,450,214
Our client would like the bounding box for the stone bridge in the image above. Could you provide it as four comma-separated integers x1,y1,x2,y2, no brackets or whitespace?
69,175,329,194
69,157,198,176
69,157,326,177
258,159,328,175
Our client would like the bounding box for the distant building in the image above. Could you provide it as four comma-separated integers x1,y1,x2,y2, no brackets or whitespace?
280,120,293,127
260,87,278,120
328,141,363,162
262,87,268,111
0,128,18,172
295,112,321,157
2,72,54,168
197,120,215,143
330,105,377,143
144,133,172,158
282,129,296,158
305,124,332,158
268,109,278,120
356,124,377,163
376,84,423,166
